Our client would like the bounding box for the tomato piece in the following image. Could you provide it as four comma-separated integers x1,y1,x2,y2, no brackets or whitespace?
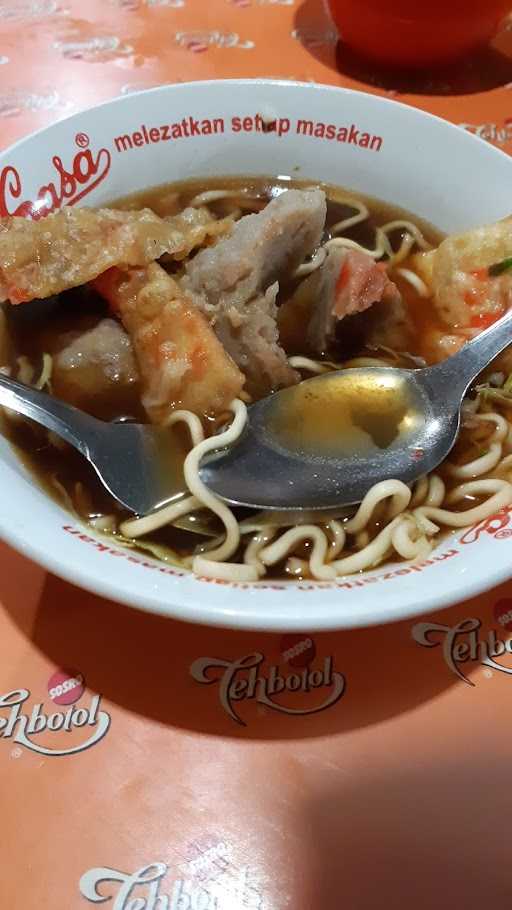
464,291,473,307
470,311,502,329
335,260,349,295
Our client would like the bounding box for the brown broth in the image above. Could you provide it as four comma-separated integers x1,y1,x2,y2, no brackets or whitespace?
0,176,449,574
268,370,419,457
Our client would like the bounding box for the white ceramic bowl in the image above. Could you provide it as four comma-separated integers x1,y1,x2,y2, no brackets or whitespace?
2,80,512,631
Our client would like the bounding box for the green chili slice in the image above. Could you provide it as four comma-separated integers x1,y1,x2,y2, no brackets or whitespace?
488,257,512,277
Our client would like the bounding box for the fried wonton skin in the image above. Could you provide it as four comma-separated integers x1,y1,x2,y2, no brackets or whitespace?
413,217,512,330
0,206,232,304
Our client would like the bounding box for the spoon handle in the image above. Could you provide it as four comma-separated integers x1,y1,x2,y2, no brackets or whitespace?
423,306,512,405
0,370,102,455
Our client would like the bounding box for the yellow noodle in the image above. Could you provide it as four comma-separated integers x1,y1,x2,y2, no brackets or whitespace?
164,409,205,447
121,494,199,538
330,200,369,235
445,441,502,479
469,412,508,442
355,530,370,549
411,475,429,508
186,399,247,570
381,219,431,251
285,557,309,577
193,556,259,582
260,525,335,580
326,519,346,560
415,479,512,528
344,480,411,534
324,227,390,261
35,353,53,391
287,356,335,374
426,475,445,507
330,516,405,575
243,527,277,577
294,246,327,278
189,189,258,207
495,453,512,477
395,267,430,297
89,515,117,533
392,515,433,560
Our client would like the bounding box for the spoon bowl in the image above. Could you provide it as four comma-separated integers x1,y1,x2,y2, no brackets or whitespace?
200,366,460,510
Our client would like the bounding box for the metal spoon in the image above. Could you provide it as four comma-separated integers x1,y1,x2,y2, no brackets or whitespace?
201,306,512,510
0,305,511,515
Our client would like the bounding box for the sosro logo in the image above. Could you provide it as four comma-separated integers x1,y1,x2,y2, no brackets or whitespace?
412,617,512,685
0,132,111,220
0,676,111,756
190,648,345,725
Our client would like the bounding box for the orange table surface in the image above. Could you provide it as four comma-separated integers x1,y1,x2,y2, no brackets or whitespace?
3,2,512,908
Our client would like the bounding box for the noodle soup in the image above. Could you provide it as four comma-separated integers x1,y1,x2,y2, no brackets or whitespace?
2,175,512,585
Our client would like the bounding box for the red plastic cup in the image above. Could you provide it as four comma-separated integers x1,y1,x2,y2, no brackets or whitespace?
326,0,511,68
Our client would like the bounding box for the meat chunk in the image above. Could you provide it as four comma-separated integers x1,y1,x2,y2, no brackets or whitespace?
53,318,139,414
308,247,400,354
185,189,326,307
209,281,299,393
355,293,412,353
0,206,232,305
94,263,244,421
278,247,401,356
184,188,326,395
413,217,512,329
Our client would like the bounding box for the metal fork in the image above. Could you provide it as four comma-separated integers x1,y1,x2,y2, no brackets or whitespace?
0,371,186,515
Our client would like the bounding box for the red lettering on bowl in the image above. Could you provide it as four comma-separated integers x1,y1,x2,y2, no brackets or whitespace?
0,141,111,219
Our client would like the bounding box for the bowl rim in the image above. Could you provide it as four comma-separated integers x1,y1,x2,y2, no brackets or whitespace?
2,515,512,631
2,76,510,169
